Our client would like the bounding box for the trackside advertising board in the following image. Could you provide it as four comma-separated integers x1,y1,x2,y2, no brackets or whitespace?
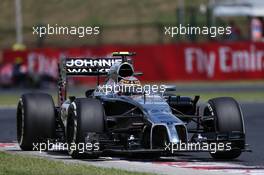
2,42,264,82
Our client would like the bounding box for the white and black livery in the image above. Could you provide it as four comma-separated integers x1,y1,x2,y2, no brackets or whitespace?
17,52,248,159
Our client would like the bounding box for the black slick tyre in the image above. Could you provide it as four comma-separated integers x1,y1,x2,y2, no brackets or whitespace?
17,93,56,151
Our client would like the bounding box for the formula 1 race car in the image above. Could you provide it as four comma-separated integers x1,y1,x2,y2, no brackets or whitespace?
17,52,247,159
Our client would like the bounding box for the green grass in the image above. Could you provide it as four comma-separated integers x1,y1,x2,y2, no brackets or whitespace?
0,94,51,106
178,91,264,102
151,80,264,86
0,152,154,175
0,94,20,106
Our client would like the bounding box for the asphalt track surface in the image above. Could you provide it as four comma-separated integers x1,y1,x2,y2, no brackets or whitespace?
0,102,264,175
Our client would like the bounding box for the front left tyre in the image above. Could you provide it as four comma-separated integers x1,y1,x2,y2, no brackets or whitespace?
66,98,104,159
17,93,56,150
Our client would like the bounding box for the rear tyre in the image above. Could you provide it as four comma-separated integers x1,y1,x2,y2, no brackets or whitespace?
67,98,104,159
17,93,56,151
204,97,245,160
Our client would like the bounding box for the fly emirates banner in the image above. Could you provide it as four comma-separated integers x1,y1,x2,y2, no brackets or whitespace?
2,42,264,82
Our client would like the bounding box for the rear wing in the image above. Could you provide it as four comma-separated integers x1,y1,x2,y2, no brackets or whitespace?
57,52,135,105
62,57,123,76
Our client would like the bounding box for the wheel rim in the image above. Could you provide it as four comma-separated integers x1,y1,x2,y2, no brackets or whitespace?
17,99,25,146
67,107,78,155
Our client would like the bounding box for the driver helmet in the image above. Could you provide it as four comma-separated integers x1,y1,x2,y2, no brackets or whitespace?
117,76,141,95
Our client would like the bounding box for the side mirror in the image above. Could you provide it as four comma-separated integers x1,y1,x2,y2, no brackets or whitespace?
164,85,176,92
162,85,177,96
